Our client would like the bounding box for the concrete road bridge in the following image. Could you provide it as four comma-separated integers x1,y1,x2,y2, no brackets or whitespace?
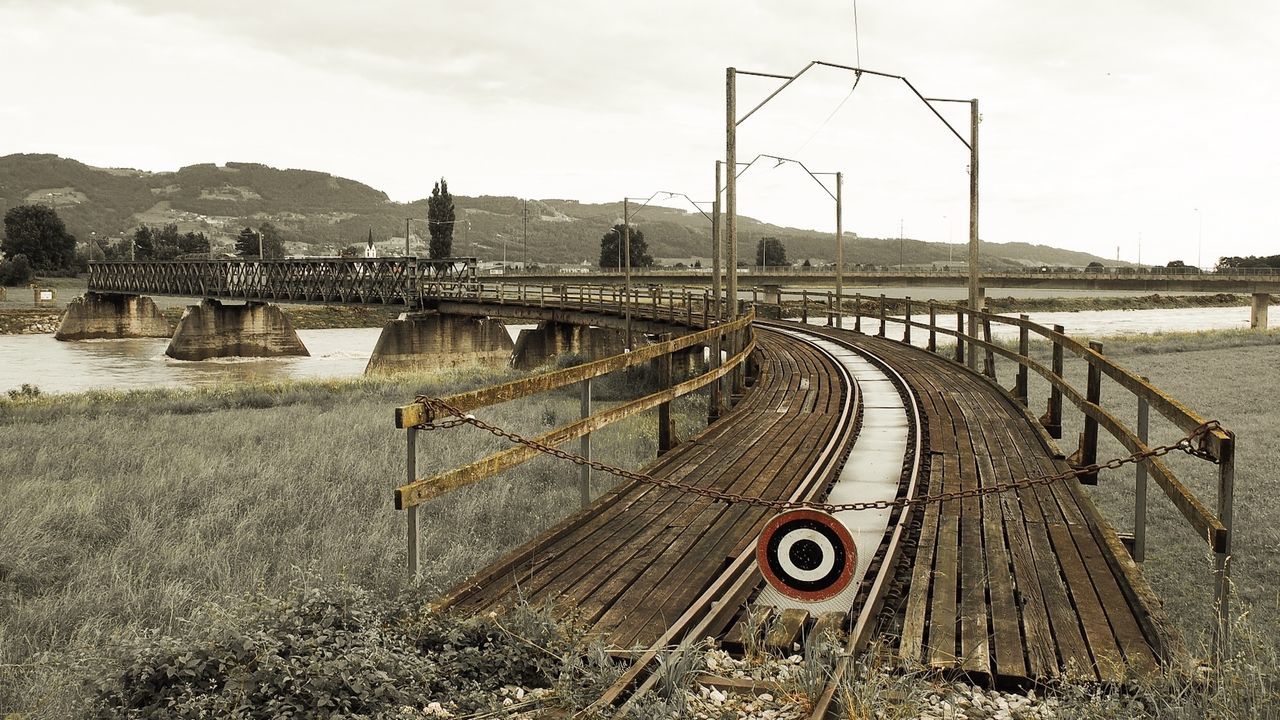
63,258,1236,708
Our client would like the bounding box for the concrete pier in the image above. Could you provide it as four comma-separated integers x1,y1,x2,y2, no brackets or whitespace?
166,299,308,360
1251,293,1270,330
365,313,513,374
512,320,634,370
54,292,172,340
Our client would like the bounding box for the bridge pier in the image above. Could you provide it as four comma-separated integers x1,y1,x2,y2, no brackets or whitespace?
1251,293,1270,330
512,320,636,370
366,312,514,374
166,299,309,361
54,292,172,340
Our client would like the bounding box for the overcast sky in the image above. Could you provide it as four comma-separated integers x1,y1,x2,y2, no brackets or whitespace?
2,1,1276,265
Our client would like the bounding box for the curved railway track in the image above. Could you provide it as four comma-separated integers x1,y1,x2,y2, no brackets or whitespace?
587,321,925,719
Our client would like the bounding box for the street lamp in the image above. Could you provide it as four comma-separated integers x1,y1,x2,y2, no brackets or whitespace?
1194,208,1203,271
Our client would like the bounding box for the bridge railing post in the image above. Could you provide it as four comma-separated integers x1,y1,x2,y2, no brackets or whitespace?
1015,315,1030,404
709,333,724,421
801,290,809,324
658,334,674,454
1040,324,1064,438
927,301,937,353
903,296,912,344
878,294,887,338
1134,384,1149,562
827,291,834,327
954,304,965,364
982,309,996,379
580,378,592,507
1214,436,1235,662
853,293,862,333
1077,343,1102,485
405,426,419,578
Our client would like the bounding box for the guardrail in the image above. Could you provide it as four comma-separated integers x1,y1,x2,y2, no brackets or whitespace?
390,304,756,577
765,288,1236,659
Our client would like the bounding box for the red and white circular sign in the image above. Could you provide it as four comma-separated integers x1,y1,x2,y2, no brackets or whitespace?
756,509,856,602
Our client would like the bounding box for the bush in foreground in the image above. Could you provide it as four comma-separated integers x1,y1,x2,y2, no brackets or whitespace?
75,579,614,719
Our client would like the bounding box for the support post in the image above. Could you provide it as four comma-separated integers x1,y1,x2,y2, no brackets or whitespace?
967,98,982,329
709,334,724,421
580,378,592,507
1015,315,1030,404
658,334,674,454
854,293,862,333
826,291,833,326
878,294,886,337
1134,384,1149,562
835,171,844,328
1076,341,1103,485
903,296,912,344
713,161,723,320
967,306,980,371
1040,324,1064,439
624,198,633,350
725,68,739,324
801,290,809,324
927,301,937,352
1251,292,1269,330
954,305,965,364
405,427,419,577
1214,436,1235,662
982,310,996,378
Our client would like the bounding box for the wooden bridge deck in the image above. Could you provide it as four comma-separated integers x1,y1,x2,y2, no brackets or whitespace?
831,330,1175,683
438,328,851,648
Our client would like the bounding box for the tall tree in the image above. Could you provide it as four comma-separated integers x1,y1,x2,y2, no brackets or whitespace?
427,178,455,259
2,205,76,271
257,222,285,259
598,224,653,269
235,227,260,258
755,237,787,268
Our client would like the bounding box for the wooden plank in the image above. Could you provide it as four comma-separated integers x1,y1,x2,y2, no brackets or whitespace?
898,461,942,666
764,609,809,653
722,606,773,654
1046,522,1126,681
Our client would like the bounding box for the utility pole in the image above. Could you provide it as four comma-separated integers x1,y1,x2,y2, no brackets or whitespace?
522,202,528,270
258,229,264,259
725,67,738,320
405,218,411,257
623,198,633,350
712,161,723,320
968,98,981,315
835,171,843,328
899,218,904,270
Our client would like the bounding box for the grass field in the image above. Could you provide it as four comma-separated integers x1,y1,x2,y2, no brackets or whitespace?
0,364,711,715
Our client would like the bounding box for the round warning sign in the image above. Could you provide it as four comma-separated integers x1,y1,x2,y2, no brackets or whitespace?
756,509,856,602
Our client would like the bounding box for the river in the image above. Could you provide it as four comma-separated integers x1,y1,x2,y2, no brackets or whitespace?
0,306,1264,396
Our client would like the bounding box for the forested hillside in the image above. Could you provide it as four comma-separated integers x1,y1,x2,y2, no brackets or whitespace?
0,154,1117,267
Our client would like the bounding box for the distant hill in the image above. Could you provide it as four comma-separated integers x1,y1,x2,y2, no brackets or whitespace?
0,154,1119,268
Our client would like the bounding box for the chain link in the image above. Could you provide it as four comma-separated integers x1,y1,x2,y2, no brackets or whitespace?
410,395,1221,514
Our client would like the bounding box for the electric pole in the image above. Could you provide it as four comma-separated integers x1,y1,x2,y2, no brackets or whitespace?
835,171,843,328
712,161,723,320
522,202,528,270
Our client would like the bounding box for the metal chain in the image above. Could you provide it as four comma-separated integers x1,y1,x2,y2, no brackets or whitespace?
410,395,1221,514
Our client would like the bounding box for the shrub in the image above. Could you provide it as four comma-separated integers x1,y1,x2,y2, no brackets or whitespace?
0,254,32,286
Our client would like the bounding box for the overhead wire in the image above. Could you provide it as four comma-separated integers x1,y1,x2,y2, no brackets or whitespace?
787,0,865,157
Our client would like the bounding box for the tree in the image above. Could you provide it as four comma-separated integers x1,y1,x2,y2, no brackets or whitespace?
598,224,653,269
257,222,285,259
755,237,787,268
234,224,284,259
235,227,260,258
2,205,76,271
0,254,32,286
428,178,455,259
132,225,156,260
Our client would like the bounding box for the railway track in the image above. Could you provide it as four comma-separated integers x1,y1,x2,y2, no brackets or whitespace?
584,320,925,719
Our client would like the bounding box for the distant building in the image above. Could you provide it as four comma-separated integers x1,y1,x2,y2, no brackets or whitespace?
364,233,378,259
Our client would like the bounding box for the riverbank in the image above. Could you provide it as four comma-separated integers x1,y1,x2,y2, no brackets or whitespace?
0,303,404,335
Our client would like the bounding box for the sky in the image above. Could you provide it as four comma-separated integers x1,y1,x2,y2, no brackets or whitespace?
1,0,1277,266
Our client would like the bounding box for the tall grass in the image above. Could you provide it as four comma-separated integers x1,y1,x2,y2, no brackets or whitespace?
0,365,711,715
